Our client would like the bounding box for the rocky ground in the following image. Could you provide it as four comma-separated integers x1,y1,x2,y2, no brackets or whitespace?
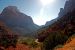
55,38,75,50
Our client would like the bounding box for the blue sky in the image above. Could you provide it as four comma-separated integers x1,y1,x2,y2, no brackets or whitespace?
0,0,66,25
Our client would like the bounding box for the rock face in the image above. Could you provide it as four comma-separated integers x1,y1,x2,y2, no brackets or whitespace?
0,6,39,36
46,0,75,26
58,8,64,18
64,0,75,12
45,19,57,26
58,0,75,17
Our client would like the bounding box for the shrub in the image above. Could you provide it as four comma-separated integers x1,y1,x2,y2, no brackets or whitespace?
42,32,68,50
0,35,18,48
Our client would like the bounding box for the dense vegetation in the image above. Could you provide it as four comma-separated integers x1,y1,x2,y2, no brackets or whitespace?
18,37,38,48
0,22,18,48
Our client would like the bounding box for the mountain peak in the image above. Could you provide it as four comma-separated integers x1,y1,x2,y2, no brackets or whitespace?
5,6,17,9
4,6,19,12
0,6,39,35
1,6,19,15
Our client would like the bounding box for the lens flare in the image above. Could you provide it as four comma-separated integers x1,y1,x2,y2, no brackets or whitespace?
40,0,54,6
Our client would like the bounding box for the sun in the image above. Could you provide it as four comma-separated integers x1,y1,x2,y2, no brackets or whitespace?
40,0,54,6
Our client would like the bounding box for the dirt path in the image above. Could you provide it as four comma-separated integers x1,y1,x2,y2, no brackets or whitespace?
3,44,41,50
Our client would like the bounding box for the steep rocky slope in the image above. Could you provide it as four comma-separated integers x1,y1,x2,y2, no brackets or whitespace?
37,0,75,50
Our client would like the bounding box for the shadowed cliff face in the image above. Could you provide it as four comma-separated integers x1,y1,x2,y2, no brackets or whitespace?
58,0,75,17
0,6,39,36
0,6,33,26
45,0,75,27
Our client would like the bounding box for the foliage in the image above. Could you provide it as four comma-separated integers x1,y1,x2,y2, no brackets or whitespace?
0,23,18,48
42,32,68,50
0,35,18,48
18,37,38,48
54,45,63,49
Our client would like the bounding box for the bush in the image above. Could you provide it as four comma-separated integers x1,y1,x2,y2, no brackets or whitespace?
0,35,18,48
42,32,68,50
54,45,63,50
18,37,38,48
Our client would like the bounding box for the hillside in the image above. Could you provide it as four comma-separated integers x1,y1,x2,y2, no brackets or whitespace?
37,0,75,50
55,35,75,50
0,21,41,50
0,21,18,49
0,6,39,36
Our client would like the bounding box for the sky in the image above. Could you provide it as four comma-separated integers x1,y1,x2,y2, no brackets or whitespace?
0,0,66,26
